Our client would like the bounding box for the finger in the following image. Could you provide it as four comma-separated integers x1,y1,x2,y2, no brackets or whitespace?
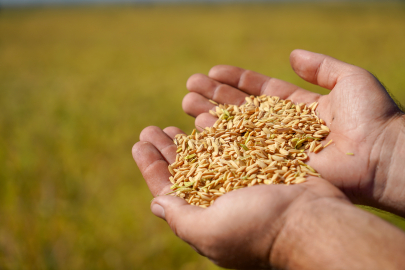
290,49,367,90
132,141,172,197
186,73,248,105
140,126,177,164
208,65,321,104
182,92,216,117
152,195,207,245
195,113,217,132
163,126,186,140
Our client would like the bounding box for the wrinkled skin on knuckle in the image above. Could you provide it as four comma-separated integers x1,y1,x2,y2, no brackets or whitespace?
347,65,369,76
139,125,160,141
186,73,207,90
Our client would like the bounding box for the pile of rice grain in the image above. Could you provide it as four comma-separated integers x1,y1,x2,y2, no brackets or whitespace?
167,95,331,208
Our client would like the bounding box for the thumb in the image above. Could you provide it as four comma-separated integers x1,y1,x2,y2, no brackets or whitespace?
151,195,206,243
289,49,368,90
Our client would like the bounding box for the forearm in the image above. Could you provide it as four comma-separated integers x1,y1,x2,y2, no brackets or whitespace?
373,113,405,217
271,197,405,270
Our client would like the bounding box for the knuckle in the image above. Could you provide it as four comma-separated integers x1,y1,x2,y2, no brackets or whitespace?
186,73,206,89
160,144,176,157
208,65,228,78
139,126,160,141
345,65,369,77
238,69,255,89
162,126,177,134
208,65,221,76
132,141,148,155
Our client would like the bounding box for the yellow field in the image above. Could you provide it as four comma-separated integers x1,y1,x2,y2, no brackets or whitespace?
1,2,405,269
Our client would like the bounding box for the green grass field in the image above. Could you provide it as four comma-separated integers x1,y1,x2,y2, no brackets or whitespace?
1,2,405,269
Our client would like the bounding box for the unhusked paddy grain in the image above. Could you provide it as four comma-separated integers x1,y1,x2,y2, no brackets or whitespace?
167,95,330,207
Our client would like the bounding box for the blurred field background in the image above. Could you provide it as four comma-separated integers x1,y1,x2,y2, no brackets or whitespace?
1,1,405,269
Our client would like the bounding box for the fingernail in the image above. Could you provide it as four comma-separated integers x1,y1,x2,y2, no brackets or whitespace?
151,204,165,219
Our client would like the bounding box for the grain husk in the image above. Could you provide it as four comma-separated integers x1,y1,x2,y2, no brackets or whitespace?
167,95,330,207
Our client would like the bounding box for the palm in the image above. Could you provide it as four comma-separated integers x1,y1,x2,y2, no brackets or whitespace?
132,125,346,268
174,177,342,269
182,50,400,204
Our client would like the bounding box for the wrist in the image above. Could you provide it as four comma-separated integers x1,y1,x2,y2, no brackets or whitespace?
269,196,348,269
269,187,350,269
372,113,405,216
270,193,405,270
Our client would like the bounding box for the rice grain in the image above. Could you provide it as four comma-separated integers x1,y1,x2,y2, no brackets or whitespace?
167,95,331,207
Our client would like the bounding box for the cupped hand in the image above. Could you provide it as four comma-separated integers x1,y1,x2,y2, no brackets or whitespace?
183,49,404,212
132,126,348,269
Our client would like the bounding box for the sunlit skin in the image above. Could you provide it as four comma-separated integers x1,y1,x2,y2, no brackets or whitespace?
183,49,405,216
132,50,405,269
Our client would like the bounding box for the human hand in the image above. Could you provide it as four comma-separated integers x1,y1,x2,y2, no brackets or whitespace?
183,49,405,216
132,126,349,269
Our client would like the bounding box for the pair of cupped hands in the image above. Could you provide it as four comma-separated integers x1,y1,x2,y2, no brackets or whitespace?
133,50,405,269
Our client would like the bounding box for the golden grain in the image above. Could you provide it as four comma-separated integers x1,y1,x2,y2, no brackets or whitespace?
323,139,333,148
168,95,330,207
209,99,219,105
